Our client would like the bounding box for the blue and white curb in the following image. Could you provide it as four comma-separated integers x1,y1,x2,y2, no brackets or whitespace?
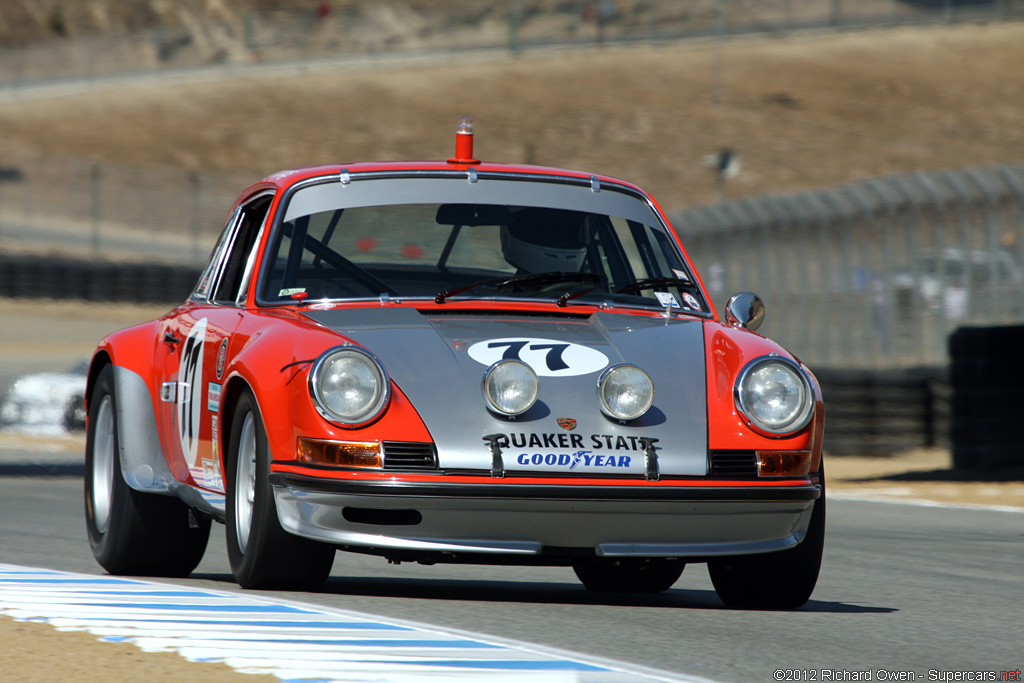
0,565,708,683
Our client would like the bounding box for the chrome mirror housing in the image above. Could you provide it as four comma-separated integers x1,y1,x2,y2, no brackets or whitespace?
724,291,765,331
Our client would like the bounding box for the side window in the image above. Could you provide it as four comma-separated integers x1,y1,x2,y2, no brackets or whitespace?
212,195,273,305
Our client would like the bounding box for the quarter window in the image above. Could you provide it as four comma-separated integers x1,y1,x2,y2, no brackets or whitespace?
211,195,273,305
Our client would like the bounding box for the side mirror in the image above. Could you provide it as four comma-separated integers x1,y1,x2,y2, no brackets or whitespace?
724,291,765,331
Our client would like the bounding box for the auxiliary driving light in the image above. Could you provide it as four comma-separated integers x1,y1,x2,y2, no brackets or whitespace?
597,364,655,421
483,359,539,416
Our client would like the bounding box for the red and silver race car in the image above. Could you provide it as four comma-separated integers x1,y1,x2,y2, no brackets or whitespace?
84,117,825,609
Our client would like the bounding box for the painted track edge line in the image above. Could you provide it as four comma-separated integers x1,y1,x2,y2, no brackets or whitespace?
829,492,1024,513
0,563,720,683
250,590,722,683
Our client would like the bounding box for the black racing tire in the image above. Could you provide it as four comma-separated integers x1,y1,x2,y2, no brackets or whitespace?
708,464,825,610
225,388,335,590
84,364,210,576
62,392,87,432
573,558,685,593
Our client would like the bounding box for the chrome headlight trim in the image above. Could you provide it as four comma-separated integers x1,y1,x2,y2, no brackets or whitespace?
309,345,391,428
734,356,814,437
482,359,539,417
597,363,655,421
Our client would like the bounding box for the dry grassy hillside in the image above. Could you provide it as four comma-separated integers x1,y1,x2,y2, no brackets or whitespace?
1,20,1023,209
0,0,345,43
0,0,571,44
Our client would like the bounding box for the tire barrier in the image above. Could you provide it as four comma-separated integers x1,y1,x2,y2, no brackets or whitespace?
948,325,1024,472
0,254,201,304
815,367,950,458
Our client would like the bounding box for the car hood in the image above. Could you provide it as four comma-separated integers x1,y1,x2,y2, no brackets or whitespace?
302,307,708,476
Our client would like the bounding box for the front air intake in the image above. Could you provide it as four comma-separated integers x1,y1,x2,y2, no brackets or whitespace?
382,441,438,470
709,450,758,477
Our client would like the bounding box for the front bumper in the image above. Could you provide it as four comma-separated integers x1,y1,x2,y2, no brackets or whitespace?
268,470,820,561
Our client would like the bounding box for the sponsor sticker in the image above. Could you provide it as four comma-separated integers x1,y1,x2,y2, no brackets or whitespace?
207,382,221,413
201,457,223,490
514,451,634,470
216,338,228,380
495,432,649,452
654,291,681,309
490,431,646,473
682,292,701,310
467,337,608,377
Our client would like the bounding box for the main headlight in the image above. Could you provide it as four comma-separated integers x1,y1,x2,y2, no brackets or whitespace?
734,357,813,436
483,360,538,416
597,364,654,421
309,346,390,427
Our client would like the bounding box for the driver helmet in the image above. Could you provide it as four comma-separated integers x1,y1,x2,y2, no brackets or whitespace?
500,208,589,273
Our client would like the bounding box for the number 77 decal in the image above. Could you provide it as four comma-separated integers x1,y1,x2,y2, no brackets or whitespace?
468,337,609,377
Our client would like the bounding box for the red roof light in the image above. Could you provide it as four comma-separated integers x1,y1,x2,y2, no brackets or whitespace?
447,115,480,165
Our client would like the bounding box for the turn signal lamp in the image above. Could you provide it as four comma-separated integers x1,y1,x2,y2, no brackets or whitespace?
757,451,812,477
448,115,480,165
298,438,382,468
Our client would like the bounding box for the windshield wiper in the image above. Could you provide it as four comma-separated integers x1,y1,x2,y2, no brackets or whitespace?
556,286,599,307
435,272,600,304
616,276,696,295
495,271,601,291
434,276,506,304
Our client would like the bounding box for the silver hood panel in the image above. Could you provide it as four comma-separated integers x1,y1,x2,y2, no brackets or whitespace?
302,308,708,476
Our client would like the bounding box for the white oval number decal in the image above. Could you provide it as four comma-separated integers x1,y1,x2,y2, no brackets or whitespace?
468,337,609,377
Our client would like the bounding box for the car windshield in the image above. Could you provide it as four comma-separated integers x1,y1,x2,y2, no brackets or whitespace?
259,179,704,312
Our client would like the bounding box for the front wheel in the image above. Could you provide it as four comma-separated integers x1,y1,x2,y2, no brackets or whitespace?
225,389,334,590
573,558,685,593
84,364,210,576
708,466,826,610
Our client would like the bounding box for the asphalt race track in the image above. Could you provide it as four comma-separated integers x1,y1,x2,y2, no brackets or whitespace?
0,473,1020,682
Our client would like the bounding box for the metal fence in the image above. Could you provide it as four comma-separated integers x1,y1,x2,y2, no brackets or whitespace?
671,163,1024,369
2,0,1023,87
2,156,1022,371
0,158,250,265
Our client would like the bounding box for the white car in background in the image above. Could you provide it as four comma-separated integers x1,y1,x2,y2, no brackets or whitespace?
0,361,88,433
893,248,1024,319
